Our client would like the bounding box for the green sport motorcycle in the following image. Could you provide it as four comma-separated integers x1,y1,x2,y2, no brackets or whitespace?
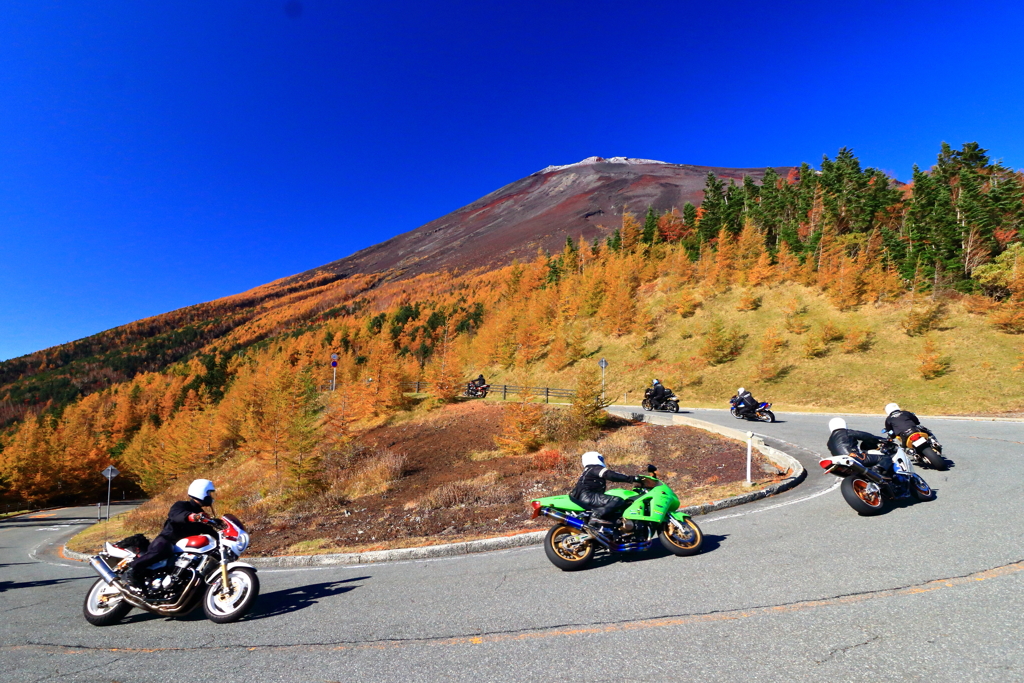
529,465,704,571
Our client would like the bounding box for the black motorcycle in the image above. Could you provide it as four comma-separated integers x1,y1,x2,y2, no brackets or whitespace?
642,387,680,413
886,426,946,471
729,396,775,423
819,439,935,515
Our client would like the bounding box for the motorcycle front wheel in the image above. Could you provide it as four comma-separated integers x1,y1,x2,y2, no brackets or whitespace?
660,518,703,556
911,475,936,501
642,399,653,411
203,567,260,623
730,408,742,419
83,578,132,626
920,446,947,471
840,476,885,516
543,524,594,571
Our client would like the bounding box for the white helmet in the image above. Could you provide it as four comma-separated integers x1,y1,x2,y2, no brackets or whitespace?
652,379,660,385
737,387,745,394
188,479,216,506
828,417,847,432
581,451,606,468
885,403,900,416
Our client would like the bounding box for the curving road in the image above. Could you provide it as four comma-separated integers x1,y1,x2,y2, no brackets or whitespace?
3,410,1024,682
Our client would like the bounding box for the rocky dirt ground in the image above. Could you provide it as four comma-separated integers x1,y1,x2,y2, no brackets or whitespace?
247,402,780,556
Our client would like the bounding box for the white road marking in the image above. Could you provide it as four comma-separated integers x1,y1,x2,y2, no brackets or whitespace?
702,477,843,523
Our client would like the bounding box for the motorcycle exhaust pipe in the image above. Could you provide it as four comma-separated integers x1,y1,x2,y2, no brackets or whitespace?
89,555,118,585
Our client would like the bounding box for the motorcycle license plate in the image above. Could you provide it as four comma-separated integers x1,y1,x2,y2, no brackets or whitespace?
912,437,927,447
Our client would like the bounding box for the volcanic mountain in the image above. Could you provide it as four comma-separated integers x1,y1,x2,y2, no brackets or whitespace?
311,157,789,281
0,156,787,420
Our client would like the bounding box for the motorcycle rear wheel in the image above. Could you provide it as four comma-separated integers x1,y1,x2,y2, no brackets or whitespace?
840,476,885,515
203,567,260,623
671,403,680,413
919,446,947,471
757,410,776,423
543,524,594,571
659,518,703,556
83,578,132,626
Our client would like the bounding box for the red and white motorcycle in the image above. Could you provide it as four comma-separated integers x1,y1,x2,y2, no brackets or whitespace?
83,514,259,626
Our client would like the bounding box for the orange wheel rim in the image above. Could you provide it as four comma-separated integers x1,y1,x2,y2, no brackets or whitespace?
853,479,881,506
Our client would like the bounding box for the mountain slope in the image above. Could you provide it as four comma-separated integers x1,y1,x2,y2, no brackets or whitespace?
309,157,788,280
0,157,783,420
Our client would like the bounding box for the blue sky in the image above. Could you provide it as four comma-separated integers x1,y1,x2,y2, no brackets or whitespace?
1,1,1022,361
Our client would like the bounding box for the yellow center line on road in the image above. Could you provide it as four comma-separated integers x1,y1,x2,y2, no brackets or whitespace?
9,558,1024,656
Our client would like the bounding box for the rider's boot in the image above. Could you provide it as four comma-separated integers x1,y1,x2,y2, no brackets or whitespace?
119,567,145,596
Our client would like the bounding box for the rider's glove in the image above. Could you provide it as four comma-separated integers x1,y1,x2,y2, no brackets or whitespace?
187,512,207,523
633,476,644,483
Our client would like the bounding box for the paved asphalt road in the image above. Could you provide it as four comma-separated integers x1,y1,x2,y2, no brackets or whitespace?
3,409,1024,682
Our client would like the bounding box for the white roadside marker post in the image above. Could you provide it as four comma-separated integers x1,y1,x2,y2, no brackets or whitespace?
746,431,753,486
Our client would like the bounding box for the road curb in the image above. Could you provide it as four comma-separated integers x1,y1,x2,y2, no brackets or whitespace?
62,414,807,568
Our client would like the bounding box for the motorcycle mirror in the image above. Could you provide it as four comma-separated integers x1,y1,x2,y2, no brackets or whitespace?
647,464,657,473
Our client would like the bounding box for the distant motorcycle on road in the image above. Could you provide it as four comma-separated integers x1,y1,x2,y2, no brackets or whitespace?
83,514,259,626
819,439,935,515
642,387,680,413
730,397,776,423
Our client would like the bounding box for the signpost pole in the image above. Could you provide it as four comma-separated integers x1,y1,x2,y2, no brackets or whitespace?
330,354,339,391
106,476,112,521
598,358,608,403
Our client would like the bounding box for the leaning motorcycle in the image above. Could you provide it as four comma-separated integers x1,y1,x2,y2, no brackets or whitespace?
83,514,259,626
819,440,935,515
642,388,680,413
887,427,946,471
729,397,775,423
529,465,703,570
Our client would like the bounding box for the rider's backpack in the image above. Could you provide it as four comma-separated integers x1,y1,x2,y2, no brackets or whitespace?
113,533,150,553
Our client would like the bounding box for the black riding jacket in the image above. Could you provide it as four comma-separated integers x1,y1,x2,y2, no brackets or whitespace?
827,428,881,457
571,465,636,497
157,499,216,541
650,384,669,401
735,391,757,411
885,410,921,436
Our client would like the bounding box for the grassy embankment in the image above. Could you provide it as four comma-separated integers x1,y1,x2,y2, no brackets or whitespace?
483,283,1023,416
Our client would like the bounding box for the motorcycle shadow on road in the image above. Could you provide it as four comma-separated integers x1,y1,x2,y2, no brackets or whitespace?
0,575,89,593
585,534,728,569
245,576,371,620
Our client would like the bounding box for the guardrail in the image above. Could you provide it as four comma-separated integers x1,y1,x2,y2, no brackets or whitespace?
319,381,576,403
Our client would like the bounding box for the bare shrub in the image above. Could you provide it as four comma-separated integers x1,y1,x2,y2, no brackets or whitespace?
541,409,598,444
338,448,407,500
583,427,653,468
674,290,701,318
420,471,517,509
784,316,810,335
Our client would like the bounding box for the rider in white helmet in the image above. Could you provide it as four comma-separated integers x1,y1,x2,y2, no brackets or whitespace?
121,479,218,593
732,386,757,418
569,452,644,528
826,418,891,475
884,403,925,438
